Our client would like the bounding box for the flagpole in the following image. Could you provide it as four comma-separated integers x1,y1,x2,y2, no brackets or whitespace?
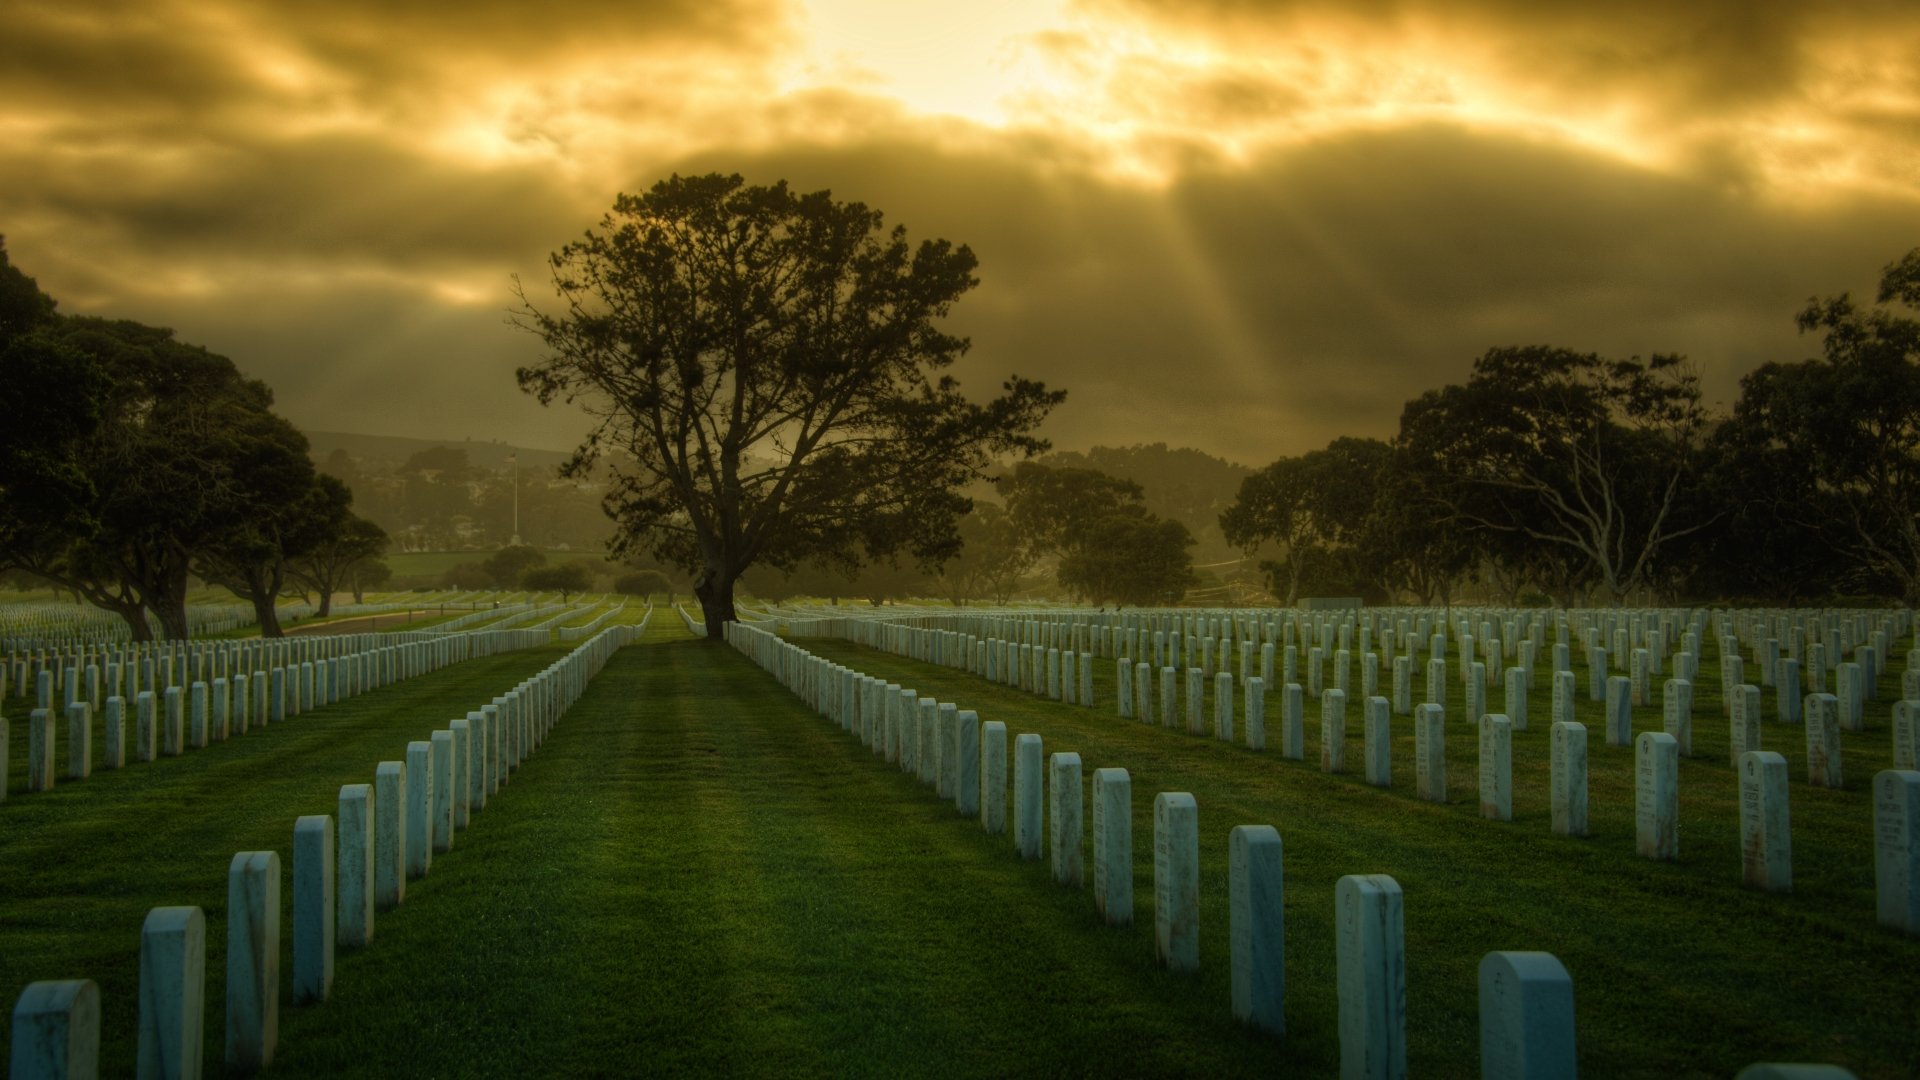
508,451,522,547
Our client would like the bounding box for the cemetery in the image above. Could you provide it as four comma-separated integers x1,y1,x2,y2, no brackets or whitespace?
6,27,1918,1071
2,596,1916,1076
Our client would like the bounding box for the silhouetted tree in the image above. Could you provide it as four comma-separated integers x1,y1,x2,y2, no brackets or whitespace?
1397,346,1710,605
523,562,593,603
515,173,1061,637
1718,249,1920,601
287,479,390,617
1220,437,1388,604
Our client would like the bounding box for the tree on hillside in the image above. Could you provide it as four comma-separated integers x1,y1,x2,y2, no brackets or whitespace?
0,241,109,594
523,562,593,603
1357,450,1477,606
482,545,546,589
515,172,1062,637
15,316,311,638
1396,346,1710,605
933,502,1032,605
1055,513,1198,607
614,568,672,599
348,557,391,604
1220,437,1389,605
997,461,1197,604
1717,249,1920,601
997,462,1144,563
287,478,390,617
1039,443,1250,560
194,422,334,637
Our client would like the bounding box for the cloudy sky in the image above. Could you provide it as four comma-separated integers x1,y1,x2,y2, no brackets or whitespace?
6,0,1918,466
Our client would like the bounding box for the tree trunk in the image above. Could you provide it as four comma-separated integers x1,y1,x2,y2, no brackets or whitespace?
155,601,190,641
316,590,333,618
693,567,736,640
253,593,284,638
109,600,153,641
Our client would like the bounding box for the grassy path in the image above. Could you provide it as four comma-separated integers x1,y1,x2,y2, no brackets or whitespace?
270,634,1284,1078
0,645,574,1075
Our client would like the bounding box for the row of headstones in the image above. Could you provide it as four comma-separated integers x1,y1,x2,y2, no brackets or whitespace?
824,609,1771,713
727,621,1867,1079
819,612,1920,796
1,628,554,800
4,624,633,1079
813,606,1912,712
555,601,642,641
798,618,1920,940
0,600,263,651
810,603,1728,672
4,619,552,715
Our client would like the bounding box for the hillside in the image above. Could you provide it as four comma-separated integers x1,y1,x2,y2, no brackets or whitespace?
303,430,573,474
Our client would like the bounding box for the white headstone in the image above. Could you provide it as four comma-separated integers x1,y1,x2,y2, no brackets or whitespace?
1245,677,1267,751
1336,873,1407,1080
1478,951,1577,1080
293,815,335,1004
1283,683,1306,760
138,906,204,1080
1635,732,1679,861
1093,767,1132,926
1605,676,1633,747
225,850,280,1071
1154,792,1200,972
1805,693,1844,789
1015,734,1043,860
1662,678,1693,756
1050,752,1084,887
1479,714,1513,822
1364,696,1391,788
1230,824,1285,1036
1322,689,1348,774
338,784,374,948
1876,770,1920,934
1739,751,1792,893
1415,703,1446,803
10,980,100,1080
1551,722,1588,838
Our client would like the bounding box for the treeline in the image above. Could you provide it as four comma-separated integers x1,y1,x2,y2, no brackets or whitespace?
315,444,614,553
0,240,388,638
1220,247,1920,608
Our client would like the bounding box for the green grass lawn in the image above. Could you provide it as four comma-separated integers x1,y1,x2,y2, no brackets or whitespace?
4,616,1915,1077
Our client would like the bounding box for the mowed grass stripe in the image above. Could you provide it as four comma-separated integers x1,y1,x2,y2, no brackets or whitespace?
272,639,1284,1078
0,644,576,1076
800,637,1920,1079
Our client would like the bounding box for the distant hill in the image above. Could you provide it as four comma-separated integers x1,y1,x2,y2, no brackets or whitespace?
303,430,573,474
1036,443,1254,563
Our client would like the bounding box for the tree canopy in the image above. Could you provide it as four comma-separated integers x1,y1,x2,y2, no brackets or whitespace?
515,172,1062,636
0,242,379,638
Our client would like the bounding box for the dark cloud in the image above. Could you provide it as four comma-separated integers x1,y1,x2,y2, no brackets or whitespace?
661,123,1920,465
1090,0,1919,113
1,0,1913,472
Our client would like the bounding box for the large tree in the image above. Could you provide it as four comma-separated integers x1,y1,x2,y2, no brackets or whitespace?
1396,346,1710,605
1220,437,1389,604
0,241,108,588
12,317,306,638
1055,513,1198,607
997,461,1144,566
286,476,390,618
515,173,1062,636
193,419,330,637
1721,248,1920,601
